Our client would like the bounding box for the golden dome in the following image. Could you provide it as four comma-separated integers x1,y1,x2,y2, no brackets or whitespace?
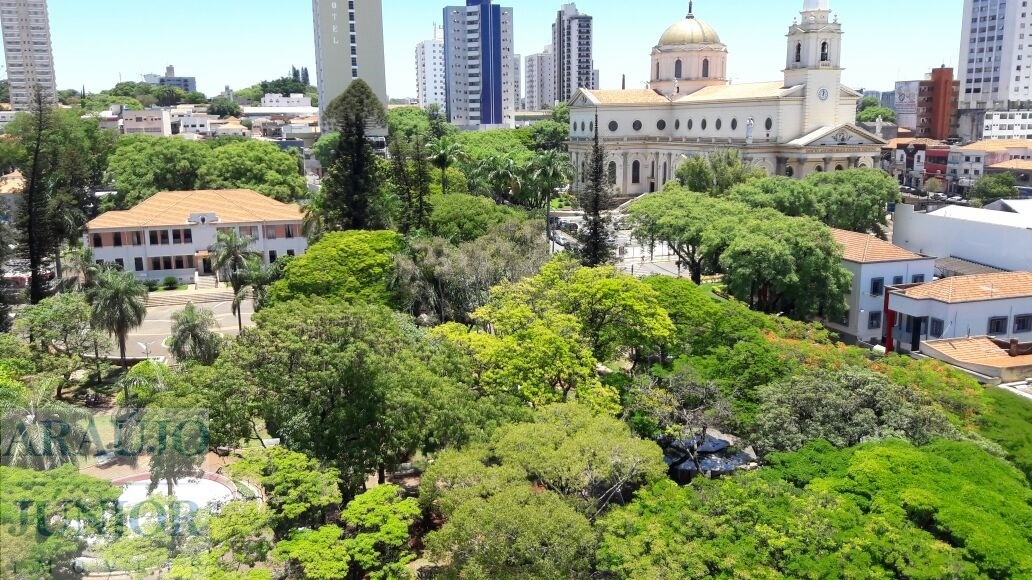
657,14,721,46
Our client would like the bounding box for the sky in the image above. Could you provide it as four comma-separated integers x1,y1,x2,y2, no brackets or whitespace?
43,0,964,99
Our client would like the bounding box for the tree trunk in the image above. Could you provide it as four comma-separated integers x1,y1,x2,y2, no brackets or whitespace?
441,167,448,196
93,338,101,383
377,465,386,485
237,307,243,333
119,335,127,369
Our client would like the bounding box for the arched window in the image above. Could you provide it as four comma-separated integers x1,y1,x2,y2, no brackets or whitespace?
821,42,830,62
632,161,641,184
702,58,710,78
795,42,802,63
835,164,844,171
662,162,668,183
785,166,795,177
674,59,683,79
815,165,824,173
608,161,617,185
651,161,656,180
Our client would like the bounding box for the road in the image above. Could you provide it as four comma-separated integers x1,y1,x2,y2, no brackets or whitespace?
123,299,254,360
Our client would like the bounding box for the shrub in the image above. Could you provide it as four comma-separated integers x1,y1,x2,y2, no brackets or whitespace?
144,279,160,292
162,276,179,290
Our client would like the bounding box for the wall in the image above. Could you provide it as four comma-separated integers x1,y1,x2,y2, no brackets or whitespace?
825,258,937,343
890,293,1032,343
893,204,1032,272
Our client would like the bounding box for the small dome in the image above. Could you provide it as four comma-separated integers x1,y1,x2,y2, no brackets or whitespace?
657,15,721,46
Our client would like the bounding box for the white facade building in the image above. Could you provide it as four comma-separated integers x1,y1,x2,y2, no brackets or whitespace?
553,3,597,103
893,204,1032,273
948,138,1032,189
513,54,522,110
260,93,313,108
525,46,556,112
178,113,217,136
826,229,937,344
442,0,515,129
983,110,1032,140
569,0,883,197
312,0,387,128
123,109,172,136
415,26,446,109
0,0,56,111
86,189,307,283
958,0,1032,108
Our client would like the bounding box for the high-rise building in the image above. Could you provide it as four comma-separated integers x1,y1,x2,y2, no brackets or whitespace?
552,3,597,103
513,54,522,110
415,25,446,109
525,46,556,111
0,0,56,111
157,65,197,94
312,0,388,127
443,0,516,129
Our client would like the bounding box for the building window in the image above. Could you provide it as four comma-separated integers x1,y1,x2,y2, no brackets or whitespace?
715,119,722,130
674,59,682,79
911,274,926,283
607,161,617,185
608,120,618,132
266,226,277,240
785,166,794,177
675,119,680,130
269,250,278,263
114,258,124,269
632,120,642,131
632,161,640,184
113,232,122,247
173,229,181,244
765,117,774,131
1015,314,1032,333
151,257,161,271
160,230,169,245
870,277,885,296
702,58,710,78
701,119,707,130
731,118,738,131
821,41,830,62
287,250,295,257
657,120,666,130
286,225,296,239
795,42,802,63
656,61,660,79
868,311,883,330
132,231,142,246
134,257,144,272
892,275,904,285
92,233,102,248
687,119,693,131
988,316,1009,334
163,256,173,270
930,318,945,338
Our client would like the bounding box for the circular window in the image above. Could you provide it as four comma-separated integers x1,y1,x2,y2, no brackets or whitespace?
731,118,738,131
675,119,681,130
765,117,774,131
701,119,707,130
687,119,693,131
716,119,722,130
657,120,667,130
633,120,643,131
608,121,618,132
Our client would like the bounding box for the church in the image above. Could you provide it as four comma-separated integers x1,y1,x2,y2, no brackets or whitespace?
568,0,885,197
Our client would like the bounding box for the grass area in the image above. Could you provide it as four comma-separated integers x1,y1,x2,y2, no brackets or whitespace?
977,386,1032,481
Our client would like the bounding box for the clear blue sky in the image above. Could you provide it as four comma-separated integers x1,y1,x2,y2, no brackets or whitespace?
45,0,963,99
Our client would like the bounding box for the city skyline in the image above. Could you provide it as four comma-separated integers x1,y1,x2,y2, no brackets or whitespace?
40,0,963,100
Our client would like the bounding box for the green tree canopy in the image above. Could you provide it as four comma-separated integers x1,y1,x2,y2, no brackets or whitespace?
207,97,242,118
196,139,306,202
969,171,1018,206
105,135,211,208
674,149,766,196
426,193,521,243
857,105,897,123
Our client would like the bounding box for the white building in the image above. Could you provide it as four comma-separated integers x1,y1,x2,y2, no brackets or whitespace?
525,46,556,112
983,110,1032,140
122,109,172,136
312,0,387,128
893,203,1032,273
415,25,446,109
178,113,217,137
553,3,597,103
443,0,516,129
513,54,522,110
958,0,1032,109
86,189,307,283
0,0,56,111
260,93,313,108
826,228,937,344
887,272,1032,353
568,0,883,197
948,138,1032,190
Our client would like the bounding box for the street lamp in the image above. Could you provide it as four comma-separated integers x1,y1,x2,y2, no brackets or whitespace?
137,340,155,359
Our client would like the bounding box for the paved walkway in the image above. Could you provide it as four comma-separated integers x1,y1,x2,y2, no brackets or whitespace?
121,296,255,361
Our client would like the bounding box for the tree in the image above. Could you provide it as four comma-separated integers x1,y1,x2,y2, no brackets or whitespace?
857,105,897,123
269,230,402,306
0,379,93,469
156,86,186,107
209,229,259,329
970,171,1017,206
312,130,339,167
272,525,350,580
168,302,221,365
239,256,281,312
207,96,242,118
425,103,452,140
339,484,421,579
301,67,311,87
528,119,570,152
802,168,900,236
13,87,56,304
426,135,464,196
426,486,596,579
322,80,388,230
674,148,766,196
104,135,211,208
577,113,614,266
530,149,571,213
89,268,147,370
387,106,430,141
196,139,306,202
426,193,520,243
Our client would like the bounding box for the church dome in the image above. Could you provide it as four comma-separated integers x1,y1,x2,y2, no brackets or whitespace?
657,14,721,46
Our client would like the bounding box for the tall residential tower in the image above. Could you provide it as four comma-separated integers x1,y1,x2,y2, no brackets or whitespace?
0,0,56,111
443,0,516,129
552,3,597,103
415,25,446,109
525,46,556,111
312,0,387,127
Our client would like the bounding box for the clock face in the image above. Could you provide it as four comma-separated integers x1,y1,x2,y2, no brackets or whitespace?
817,88,830,101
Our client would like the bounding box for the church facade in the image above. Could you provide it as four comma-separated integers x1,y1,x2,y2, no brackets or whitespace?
568,0,885,197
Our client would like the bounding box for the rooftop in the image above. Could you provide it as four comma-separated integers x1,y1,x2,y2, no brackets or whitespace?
922,336,1032,371
676,81,795,102
0,170,24,195
831,228,928,263
988,159,1032,171
892,271,1032,303
87,189,303,230
935,256,1006,277
882,137,949,149
926,205,1032,228
579,89,671,105
959,138,1032,151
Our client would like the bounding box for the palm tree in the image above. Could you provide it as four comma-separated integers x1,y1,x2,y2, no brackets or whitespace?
62,245,102,292
90,269,147,372
532,150,573,243
168,302,220,365
427,136,464,195
0,377,91,469
242,257,281,312
484,156,523,204
208,229,259,286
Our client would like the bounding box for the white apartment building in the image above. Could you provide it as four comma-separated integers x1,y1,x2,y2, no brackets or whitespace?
123,109,172,136
825,228,937,345
178,113,217,136
312,0,387,128
86,189,307,283
948,138,1032,189
0,0,56,111
552,3,597,103
260,93,313,108
958,0,1032,108
415,26,446,109
513,54,522,110
983,110,1032,139
443,0,516,129
525,46,556,111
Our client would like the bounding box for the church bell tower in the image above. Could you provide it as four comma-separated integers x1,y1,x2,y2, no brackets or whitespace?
784,0,844,133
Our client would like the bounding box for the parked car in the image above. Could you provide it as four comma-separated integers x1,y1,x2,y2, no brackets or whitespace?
947,195,964,203
930,192,948,201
